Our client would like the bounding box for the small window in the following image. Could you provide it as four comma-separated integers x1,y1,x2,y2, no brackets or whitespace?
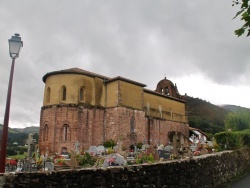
46,87,51,103
62,86,66,101
79,87,84,101
63,124,69,141
61,147,68,155
130,116,135,133
43,124,49,141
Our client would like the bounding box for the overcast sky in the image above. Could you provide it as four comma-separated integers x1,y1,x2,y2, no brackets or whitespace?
0,1,249,128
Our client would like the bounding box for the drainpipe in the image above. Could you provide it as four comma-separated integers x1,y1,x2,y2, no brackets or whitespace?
147,117,150,144
103,79,107,143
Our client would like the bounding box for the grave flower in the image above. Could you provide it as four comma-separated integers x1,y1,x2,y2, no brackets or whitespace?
6,159,17,166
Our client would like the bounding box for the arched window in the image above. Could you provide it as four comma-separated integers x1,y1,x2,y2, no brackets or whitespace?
165,87,169,96
43,124,49,141
79,87,85,101
46,87,51,103
61,86,66,101
63,124,69,141
61,147,68,155
161,88,164,94
130,116,135,133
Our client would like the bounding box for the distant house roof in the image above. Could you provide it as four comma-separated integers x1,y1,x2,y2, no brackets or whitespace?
189,127,209,138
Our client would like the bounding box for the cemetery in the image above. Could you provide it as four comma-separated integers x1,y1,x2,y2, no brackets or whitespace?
4,130,216,173
1,146,250,187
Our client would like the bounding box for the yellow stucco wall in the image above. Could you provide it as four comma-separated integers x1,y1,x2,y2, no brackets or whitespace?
43,73,187,123
43,74,95,106
119,81,143,110
144,92,187,123
106,81,118,107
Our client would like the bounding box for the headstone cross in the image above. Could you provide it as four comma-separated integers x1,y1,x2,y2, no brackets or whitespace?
25,134,35,158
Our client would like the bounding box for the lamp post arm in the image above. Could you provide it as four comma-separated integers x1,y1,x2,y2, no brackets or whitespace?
0,58,16,173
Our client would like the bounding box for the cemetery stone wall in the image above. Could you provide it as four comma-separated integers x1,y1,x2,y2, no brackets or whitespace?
1,148,250,187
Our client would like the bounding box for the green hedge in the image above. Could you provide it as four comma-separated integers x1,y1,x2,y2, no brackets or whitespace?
214,129,250,150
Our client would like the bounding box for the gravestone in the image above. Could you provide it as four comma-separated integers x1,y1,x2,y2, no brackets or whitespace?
113,145,119,151
115,154,127,166
157,144,164,150
25,134,35,158
23,159,37,172
74,141,80,154
97,145,105,155
164,145,172,152
16,159,23,172
45,162,54,171
103,154,127,167
87,146,98,156
158,150,171,159
70,150,77,169
142,144,150,151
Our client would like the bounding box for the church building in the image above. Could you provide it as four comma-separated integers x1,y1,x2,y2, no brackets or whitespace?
39,68,189,155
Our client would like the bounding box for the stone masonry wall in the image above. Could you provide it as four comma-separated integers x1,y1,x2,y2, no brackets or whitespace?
1,148,250,188
40,105,189,155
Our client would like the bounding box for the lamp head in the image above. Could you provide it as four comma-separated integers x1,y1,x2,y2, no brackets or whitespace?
9,33,23,59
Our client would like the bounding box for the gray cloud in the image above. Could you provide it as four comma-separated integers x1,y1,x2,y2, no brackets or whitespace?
0,0,249,127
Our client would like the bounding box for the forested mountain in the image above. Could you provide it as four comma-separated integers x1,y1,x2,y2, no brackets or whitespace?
0,124,39,146
186,96,230,134
13,126,39,134
220,105,250,113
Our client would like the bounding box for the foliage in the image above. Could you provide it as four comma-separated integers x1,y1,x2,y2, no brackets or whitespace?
0,131,39,146
137,142,143,149
103,139,116,148
6,148,17,156
106,148,115,155
224,111,250,131
135,153,155,164
54,155,67,165
78,152,97,167
214,130,250,150
186,96,229,134
232,0,250,37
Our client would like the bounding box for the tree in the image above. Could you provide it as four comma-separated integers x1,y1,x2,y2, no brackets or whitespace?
233,0,250,36
224,111,250,131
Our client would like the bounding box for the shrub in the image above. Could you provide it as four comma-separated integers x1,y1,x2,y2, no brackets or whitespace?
78,152,97,167
103,139,116,148
137,142,143,149
214,130,250,150
135,153,155,164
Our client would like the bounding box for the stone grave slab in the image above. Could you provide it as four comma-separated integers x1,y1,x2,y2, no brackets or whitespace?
141,144,150,151
87,146,98,156
45,162,54,171
97,145,105,155
158,150,171,159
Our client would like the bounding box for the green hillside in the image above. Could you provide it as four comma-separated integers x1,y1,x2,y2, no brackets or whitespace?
220,105,250,113
186,96,230,134
0,124,39,146
0,124,21,133
14,126,39,134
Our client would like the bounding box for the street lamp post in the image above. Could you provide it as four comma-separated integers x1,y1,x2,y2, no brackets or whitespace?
0,34,23,173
